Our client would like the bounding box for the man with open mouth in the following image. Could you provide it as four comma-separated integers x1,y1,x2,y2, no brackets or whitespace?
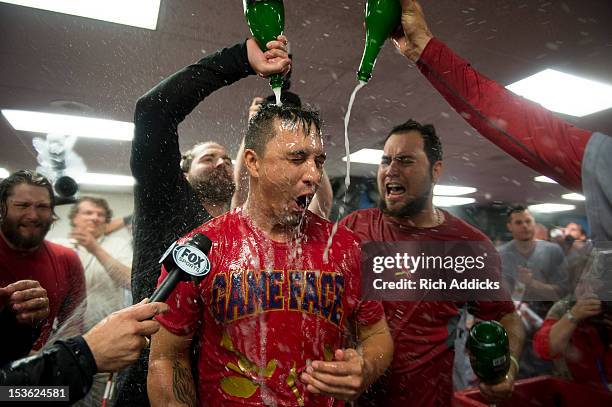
148,102,393,406
340,119,524,406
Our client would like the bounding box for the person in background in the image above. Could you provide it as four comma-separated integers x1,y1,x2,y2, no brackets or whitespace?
534,223,550,241
55,196,133,405
497,206,567,378
0,170,86,353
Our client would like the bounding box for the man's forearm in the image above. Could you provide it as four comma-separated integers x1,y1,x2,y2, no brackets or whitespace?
499,312,524,376
91,246,131,289
359,320,394,387
148,358,196,407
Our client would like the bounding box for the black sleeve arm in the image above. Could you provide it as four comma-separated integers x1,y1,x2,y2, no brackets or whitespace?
131,41,255,184
0,336,97,404
0,307,41,366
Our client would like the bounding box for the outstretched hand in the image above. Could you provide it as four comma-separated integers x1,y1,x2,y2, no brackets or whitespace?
391,0,433,62
247,35,291,78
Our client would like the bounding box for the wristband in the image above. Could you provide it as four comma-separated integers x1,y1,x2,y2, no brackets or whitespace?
509,355,520,374
566,309,578,324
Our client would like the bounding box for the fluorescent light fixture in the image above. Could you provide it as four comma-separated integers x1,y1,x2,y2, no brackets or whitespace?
1,110,134,141
0,0,160,30
507,69,612,117
74,172,134,186
528,203,575,213
562,193,585,201
0,167,9,179
342,148,383,165
433,185,476,196
433,196,475,207
534,175,557,184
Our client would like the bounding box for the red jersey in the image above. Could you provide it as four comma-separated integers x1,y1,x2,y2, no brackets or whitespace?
340,208,514,406
157,209,384,406
533,303,612,390
0,237,86,349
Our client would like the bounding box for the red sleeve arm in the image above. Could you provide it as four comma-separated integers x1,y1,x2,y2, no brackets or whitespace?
533,318,559,360
417,38,592,192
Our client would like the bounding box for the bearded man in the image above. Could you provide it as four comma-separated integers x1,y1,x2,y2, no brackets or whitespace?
0,170,86,359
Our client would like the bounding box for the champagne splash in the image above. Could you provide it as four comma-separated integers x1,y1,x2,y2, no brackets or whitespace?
343,80,367,190
273,87,283,106
323,80,367,263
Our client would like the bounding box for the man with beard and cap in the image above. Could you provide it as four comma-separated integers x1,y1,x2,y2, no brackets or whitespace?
114,35,293,405
148,102,393,406
339,120,524,406
0,170,86,358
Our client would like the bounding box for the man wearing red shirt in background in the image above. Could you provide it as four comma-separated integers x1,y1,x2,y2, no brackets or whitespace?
340,120,524,406
147,55,394,404
0,170,86,356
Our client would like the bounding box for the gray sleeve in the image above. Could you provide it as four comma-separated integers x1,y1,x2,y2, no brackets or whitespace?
582,132,612,242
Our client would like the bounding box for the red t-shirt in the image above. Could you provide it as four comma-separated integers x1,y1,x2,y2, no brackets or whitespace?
340,208,514,406
534,313,612,389
157,209,384,406
0,237,86,349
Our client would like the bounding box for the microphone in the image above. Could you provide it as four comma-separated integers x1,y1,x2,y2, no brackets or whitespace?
149,233,212,303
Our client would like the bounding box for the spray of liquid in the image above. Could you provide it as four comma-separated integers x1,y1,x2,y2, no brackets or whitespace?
273,87,283,106
323,80,367,263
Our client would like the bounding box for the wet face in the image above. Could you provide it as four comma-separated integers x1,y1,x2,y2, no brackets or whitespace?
253,119,325,227
1,184,53,250
72,200,107,238
507,210,536,242
187,143,236,203
377,131,440,218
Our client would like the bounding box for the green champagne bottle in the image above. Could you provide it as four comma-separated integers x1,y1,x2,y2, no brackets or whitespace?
243,0,285,96
467,320,511,384
357,0,402,83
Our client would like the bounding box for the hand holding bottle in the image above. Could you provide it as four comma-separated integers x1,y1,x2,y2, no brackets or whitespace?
246,35,291,79
391,0,433,62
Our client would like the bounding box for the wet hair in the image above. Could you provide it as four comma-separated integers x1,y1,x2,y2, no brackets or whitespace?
506,205,529,221
245,103,322,156
0,169,58,220
385,119,443,169
68,196,113,225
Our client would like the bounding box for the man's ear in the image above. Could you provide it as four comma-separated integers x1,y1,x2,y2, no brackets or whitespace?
244,149,260,178
431,160,443,184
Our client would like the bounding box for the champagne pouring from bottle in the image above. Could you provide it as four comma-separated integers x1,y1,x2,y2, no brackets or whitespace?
243,0,285,105
343,0,401,189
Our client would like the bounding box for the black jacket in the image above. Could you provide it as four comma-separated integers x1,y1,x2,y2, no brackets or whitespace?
1,336,96,405
114,41,255,406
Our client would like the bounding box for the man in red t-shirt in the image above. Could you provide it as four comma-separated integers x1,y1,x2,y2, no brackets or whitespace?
0,170,86,356
148,99,393,405
340,120,524,406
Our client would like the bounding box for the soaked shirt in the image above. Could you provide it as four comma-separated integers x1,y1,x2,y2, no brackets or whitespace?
340,208,514,407
157,209,384,406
